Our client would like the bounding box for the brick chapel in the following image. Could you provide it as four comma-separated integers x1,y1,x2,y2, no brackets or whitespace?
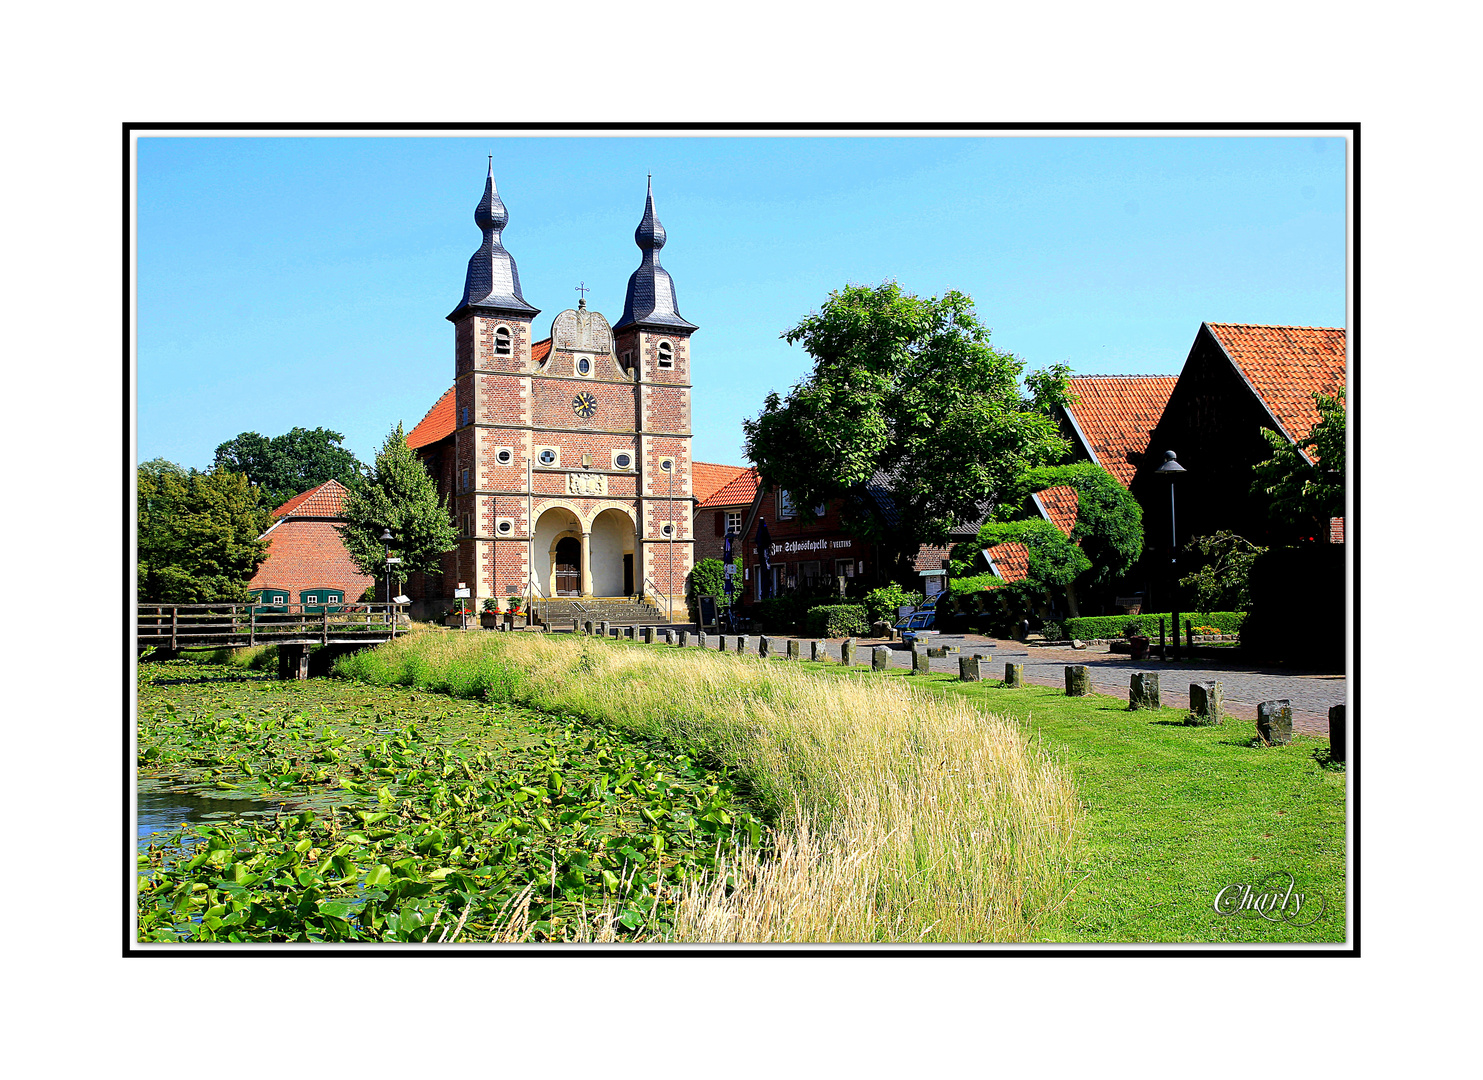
404,164,696,614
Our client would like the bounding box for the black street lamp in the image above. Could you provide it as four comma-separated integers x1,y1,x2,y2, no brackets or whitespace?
1154,451,1186,660
380,528,399,624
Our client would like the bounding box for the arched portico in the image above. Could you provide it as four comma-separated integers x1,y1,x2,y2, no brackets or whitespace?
532,503,637,598
590,506,637,597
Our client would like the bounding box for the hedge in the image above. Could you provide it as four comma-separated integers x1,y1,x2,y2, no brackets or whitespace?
1062,611,1246,640
805,604,869,638
751,596,805,633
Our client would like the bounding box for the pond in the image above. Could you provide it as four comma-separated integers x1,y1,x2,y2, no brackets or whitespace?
136,783,281,847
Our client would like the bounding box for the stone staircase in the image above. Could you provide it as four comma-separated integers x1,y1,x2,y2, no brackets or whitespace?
530,597,671,627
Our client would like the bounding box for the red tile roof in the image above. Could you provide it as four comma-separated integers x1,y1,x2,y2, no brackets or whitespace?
530,338,552,366
983,542,1029,583
1063,376,1179,489
700,466,761,509
406,386,455,450
693,462,750,504
272,479,350,520
1033,485,1079,537
1206,323,1346,446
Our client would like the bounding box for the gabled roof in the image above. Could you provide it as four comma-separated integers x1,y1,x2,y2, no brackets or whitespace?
407,387,455,450
1031,485,1079,537
1063,375,1179,489
700,466,761,509
1205,322,1346,448
272,478,350,520
983,542,1029,583
693,462,750,504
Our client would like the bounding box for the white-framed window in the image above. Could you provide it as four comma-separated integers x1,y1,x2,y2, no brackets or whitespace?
613,451,633,471
574,353,593,377
726,511,743,535
661,523,674,537
496,518,513,535
494,326,512,356
657,341,674,369
537,447,559,467
495,447,513,466
777,490,796,519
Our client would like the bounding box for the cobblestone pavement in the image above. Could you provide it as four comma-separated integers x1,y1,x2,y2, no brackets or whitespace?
664,631,1344,738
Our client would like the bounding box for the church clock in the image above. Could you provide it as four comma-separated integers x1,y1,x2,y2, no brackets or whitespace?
572,391,598,420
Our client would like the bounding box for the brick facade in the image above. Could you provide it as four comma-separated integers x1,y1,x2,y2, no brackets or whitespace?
246,481,375,604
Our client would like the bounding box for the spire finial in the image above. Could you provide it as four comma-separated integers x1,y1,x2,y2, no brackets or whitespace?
614,176,696,333
450,163,538,321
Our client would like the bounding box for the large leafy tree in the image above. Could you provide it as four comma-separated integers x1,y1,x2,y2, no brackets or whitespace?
1250,390,1346,538
1179,530,1265,612
214,426,362,510
338,425,457,593
742,283,1071,560
138,459,271,602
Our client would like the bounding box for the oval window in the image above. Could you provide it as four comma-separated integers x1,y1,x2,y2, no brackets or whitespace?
496,449,512,465
497,521,512,534
539,449,556,465
616,453,632,469
661,524,674,537
577,357,591,375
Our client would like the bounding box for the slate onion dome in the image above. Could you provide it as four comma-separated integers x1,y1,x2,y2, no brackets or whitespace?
448,158,540,322
614,176,698,333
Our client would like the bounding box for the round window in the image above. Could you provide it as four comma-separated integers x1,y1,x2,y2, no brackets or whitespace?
539,449,556,465
661,524,674,537
496,449,512,465
577,357,591,375
616,453,632,469
497,521,512,534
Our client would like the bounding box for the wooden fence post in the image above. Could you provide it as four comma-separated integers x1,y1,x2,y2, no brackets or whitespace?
170,606,177,652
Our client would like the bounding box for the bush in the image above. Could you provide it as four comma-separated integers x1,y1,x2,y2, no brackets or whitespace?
805,604,869,638
862,584,922,625
686,558,731,622
1062,611,1246,640
1039,620,1063,641
752,596,805,633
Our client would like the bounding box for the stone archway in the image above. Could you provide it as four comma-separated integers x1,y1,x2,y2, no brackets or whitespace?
533,505,584,598
553,536,582,596
590,506,637,597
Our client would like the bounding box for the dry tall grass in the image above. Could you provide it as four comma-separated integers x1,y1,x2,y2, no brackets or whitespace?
336,631,1082,943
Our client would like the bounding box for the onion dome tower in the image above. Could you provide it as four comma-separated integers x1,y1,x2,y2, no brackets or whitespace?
614,177,697,332
448,159,540,321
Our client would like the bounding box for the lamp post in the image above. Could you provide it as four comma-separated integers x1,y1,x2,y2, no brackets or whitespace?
1154,451,1186,660
661,458,675,624
380,528,400,625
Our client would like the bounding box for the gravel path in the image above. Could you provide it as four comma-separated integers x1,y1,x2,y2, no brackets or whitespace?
663,630,1344,738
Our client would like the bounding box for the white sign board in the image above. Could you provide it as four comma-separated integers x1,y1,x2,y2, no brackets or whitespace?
454,588,471,598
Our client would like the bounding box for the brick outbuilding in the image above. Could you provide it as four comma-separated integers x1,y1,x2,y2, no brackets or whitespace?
246,479,374,607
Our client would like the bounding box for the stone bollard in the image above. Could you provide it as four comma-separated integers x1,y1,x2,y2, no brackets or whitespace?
810,640,827,662
1065,665,1090,696
695,631,706,648
600,620,610,637
841,639,857,666
624,626,635,640
587,619,597,636
680,631,692,647
1328,704,1345,762
972,653,992,663
664,628,676,645
1129,672,1160,710
736,635,749,654
959,656,984,681
642,626,655,644
870,621,891,640
759,635,773,658
872,645,892,671
1005,663,1023,687
1187,681,1223,726
787,639,801,660
912,648,931,675
717,634,728,651
1257,700,1293,746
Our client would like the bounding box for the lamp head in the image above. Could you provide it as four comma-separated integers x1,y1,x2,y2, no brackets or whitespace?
1154,450,1186,476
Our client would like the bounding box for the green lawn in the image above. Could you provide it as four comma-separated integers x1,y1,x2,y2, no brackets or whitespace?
791,659,1348,944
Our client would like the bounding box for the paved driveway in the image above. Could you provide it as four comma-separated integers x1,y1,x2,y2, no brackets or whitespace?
698,632,1344,737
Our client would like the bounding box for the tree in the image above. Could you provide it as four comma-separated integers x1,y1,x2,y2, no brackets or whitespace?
1178,531,1265,612
742,283,1072,561
137,459,271,602
685,558,729,622
949,463,1141,617
1250,390,1346,538
214,426,363,510
337,425,457,594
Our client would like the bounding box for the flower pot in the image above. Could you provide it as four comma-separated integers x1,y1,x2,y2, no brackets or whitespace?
1129,635,1150,660
480,613,500,629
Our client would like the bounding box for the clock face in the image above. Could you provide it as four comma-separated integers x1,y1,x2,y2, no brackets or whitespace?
572,391,598,420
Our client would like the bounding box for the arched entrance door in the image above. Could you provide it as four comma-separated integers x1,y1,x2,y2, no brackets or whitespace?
554,537,581,597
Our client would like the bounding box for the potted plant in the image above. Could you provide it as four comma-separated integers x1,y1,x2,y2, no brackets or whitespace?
445,599,474,628
480,598,500,629
1126,619,1150,660
505,595,525,628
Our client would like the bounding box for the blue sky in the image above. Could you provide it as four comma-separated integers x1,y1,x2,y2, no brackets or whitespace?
135,133,1347,471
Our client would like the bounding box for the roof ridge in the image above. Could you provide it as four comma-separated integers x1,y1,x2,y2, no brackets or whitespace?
1205,321,1345,332
411,386,454,430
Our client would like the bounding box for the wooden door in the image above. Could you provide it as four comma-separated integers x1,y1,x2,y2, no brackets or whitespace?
555,537,581,596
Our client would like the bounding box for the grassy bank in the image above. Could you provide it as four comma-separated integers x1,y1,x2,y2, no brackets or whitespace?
780,659,1347,944
334,632,1083,943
